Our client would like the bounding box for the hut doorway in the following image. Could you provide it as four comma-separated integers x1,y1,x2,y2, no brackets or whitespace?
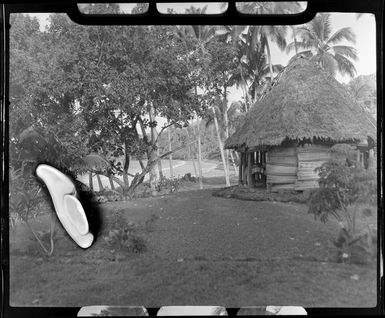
238,149,266,188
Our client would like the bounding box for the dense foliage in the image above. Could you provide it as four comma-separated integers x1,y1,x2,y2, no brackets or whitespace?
308,144,377,262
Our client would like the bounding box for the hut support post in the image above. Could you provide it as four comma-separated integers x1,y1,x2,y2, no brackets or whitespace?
238,152,243,184
355,150,361,166
242,152,247,185
247,152,254,188
265,152,271,192
368,149,375,170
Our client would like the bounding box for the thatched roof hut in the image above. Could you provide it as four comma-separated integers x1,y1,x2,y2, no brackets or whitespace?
226,57,375,149
226,56,376,191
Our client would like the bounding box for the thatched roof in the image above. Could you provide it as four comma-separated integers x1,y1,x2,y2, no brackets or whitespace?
225,57,376,150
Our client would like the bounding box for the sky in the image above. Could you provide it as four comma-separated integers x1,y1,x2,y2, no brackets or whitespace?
26,3,376,105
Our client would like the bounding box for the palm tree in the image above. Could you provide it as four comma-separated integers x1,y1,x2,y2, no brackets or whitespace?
205,97,242,180
230,31,284,108
183,6,216,55
286,13,358,78
177,15,217,189
235,3,293,81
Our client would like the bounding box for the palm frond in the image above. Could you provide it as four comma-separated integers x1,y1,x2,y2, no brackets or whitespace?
286,39,313,54
309,14,325,42
327,27,356,45
267,25,287,50
330,45,358,61
333,54,357,78
296,26,320,48
321,13,332,41
285,41,297,54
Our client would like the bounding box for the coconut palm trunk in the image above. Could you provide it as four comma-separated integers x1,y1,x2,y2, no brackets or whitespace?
196,122,203,189
229,151,238,175
212,107,230,186
191,117,204,189
189,145,198,177
223,89,231,180
194,86,203,189
168,128,174,178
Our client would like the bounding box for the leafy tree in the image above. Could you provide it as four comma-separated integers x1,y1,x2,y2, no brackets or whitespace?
287,13,358,78
27,11,199,197
9,14,92,254
201,37,239,185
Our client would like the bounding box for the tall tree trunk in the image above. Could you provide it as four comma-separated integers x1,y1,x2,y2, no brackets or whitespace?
229,151,238,175
96,174,104,192
213,107,230,186
123,141,130,191
148,150,157,195
168,128,174,178
157,146,164,179
194,87,203,189
89,171,94,191
196,120,203,189
108,175,115,190
223,87,231,182
188,145,198,177
154,127,164,179
149,104,157,193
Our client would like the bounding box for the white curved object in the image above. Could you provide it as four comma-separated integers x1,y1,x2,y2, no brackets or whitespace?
77,306,149,316
266,306,307,315
157,306,228,316
36,164,94,248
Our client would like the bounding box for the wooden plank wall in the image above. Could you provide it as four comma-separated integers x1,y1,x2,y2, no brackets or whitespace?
294,144,330,190
266,146,297,192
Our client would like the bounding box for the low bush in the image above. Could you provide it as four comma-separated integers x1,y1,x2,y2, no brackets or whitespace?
308,144,377,265
102,211,147,254
156,176,181,193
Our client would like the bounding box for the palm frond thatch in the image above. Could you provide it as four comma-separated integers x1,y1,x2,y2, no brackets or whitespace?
225,57,376,150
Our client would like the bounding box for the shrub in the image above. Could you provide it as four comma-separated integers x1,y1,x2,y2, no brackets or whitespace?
9,166,56,256
308,144,377,264
102,211,147,254
93,189,123,203
155,176,181,193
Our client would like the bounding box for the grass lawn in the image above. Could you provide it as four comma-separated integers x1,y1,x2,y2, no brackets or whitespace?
9,188,377,308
